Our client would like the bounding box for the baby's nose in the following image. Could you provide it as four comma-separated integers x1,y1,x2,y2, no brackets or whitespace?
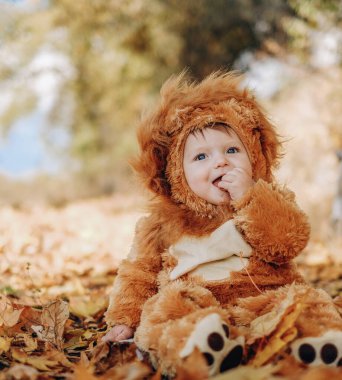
214,155,229,168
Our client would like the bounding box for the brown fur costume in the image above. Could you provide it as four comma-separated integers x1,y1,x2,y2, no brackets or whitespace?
105,72,342,376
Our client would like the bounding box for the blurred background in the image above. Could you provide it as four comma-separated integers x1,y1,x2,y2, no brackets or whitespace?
0,0,341,244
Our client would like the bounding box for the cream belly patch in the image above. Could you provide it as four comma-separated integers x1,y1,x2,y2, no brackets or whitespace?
169,219,252,281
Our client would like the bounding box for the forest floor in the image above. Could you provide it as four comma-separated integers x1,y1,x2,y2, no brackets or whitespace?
0,195,341,380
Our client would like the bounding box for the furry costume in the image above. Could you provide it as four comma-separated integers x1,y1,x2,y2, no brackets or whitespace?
105,72,342,376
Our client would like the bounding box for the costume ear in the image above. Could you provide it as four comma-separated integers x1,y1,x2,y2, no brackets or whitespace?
130,138,171,197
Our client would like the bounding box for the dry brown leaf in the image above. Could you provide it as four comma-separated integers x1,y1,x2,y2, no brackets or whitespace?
31,299,69,350
11,348,60,371
90,341,139,375
72,352,97,380
45,349,73,368
5,364,39,380
12,347,72,371
89,341,110,365
0,295,24,327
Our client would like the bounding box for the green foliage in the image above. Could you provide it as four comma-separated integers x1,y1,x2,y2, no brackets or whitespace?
162,0,292,78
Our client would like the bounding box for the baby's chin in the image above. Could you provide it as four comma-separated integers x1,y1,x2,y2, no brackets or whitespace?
212,192,231,206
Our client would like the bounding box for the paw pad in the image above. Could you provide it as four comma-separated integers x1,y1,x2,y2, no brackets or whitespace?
291,331,342,367
208,332,224,351
219,344,244,372
180,313,244,376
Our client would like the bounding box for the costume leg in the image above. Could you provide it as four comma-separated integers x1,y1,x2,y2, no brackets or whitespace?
289,287,342,367
231,284,342,368
135,281,244,376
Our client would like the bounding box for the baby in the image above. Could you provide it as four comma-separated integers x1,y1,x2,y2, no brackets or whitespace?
103,72,342,377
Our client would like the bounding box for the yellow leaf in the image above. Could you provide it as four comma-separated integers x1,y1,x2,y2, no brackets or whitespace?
12,348,59,371
64,339,88,350
248,284,302,343
69,295,107,318
82,330,93,339
12,347,72,371
22,334,38,352
250,301,305,367
0,336,12,354
47,349,73,368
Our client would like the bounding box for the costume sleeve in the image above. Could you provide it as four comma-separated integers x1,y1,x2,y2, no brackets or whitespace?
232,179,310,264
104,216,163,329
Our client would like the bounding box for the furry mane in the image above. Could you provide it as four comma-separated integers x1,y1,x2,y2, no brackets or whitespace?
131,71,281,199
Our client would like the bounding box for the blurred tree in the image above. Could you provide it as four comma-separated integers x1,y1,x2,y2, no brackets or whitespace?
162,0,292,78
0,0,180,193
49,0,180,190
283,0,342,58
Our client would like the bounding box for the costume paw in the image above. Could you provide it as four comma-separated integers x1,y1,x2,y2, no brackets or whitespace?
180,313,244,376
291,331,342,367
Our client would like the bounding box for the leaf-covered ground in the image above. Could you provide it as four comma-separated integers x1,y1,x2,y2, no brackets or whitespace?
0,196,341,380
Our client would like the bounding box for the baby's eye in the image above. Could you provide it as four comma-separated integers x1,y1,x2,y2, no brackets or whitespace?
195,153,207,161
226,147,239,154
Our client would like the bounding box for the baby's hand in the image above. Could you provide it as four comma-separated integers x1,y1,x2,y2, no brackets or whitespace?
101,324,134,343
219,168,254,201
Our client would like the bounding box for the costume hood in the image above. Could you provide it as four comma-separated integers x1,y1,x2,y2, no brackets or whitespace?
132,71,281,217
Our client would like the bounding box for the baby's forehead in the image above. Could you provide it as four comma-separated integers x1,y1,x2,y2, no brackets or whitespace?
189,124,238,141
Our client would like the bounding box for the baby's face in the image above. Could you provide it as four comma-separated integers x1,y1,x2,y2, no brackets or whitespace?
183,126,252,205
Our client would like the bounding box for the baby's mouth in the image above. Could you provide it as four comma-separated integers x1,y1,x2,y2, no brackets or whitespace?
212,176,223,188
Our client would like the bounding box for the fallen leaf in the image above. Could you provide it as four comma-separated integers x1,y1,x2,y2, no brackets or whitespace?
12,348,59,371
46,349,73,368
22,333,38,352
31,299,69,350
11,347,72,371
72,352,97,380
5,364,39,380
250,301,305,367
248,284,306,344
90,341,138,375
69,294,107,318
0,295,24,327
0,336,12,354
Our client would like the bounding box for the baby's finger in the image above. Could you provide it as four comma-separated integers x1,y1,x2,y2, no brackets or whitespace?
102,330,117,342
221,172,235,182
218,180,230,191
115,332,128,341
232,167,253,178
